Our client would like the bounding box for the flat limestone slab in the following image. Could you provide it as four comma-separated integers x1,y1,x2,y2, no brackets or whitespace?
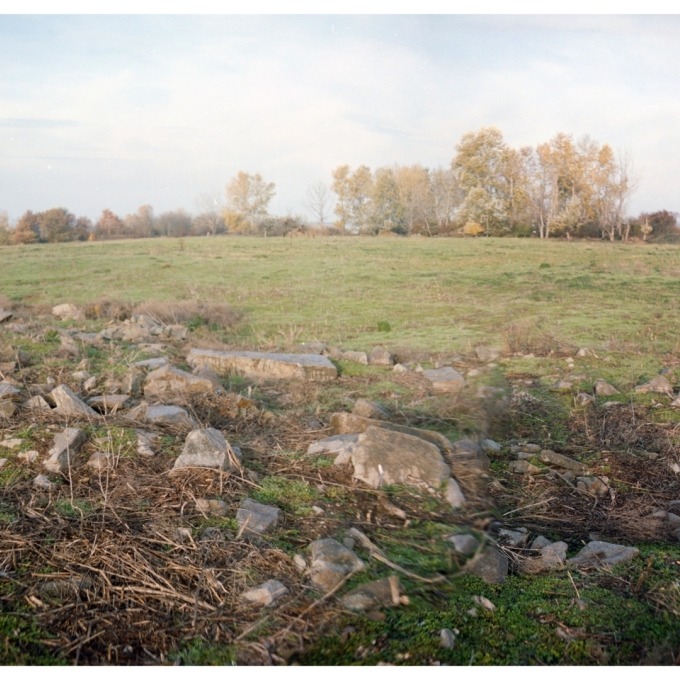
187,348,337,382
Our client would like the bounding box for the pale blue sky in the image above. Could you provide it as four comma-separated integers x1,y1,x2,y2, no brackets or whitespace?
1,11,679,222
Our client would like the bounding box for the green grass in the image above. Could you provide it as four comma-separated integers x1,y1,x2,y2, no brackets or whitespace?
2,237,680,360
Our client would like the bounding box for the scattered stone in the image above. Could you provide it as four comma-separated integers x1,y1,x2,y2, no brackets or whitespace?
576,476,610,497
87,451,112,472
0,382,20,400
241,579,289,607
50,384,98,418
83,376,98,392
52,303,84,321
540,449,587,474
554,380,573,390
465,546,508,584
368,346,394,366
522,443,542,453
187,348,337,381
392,363,409,373
308,538,365,592
341,350,369,365
87,394,130,414
422,367,465,395
567,541,640,569
143,364,223,402
33,474,56,490
298,341,327,355
132,357,169,370
450,437,490,472
440,628,459,649
0,309,13,323
195,498,229,516
43,428,87,474
499,527,529,547
136,430,158,457
40,577,93,600
344,426,450,491
481,439,502,455
17,450,40,464
135,404,200,429
330,411,452,453
307,434,359,462
471,595,496,612
509,460,540,475
341,576,402,612
445,477,466,508
575,392,596,406
0,458,7,469
635,375,674,396
173,428,240,471
521,541,568,574
236,499,281,537
0,438,22,449
447,533,480,556
530,535,552,550
352,399,389,420
594,379,620,396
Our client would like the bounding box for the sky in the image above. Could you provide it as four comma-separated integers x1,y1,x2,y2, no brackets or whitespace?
1,6,679,223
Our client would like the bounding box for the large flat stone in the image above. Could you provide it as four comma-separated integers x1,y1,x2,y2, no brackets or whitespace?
187,348,337,382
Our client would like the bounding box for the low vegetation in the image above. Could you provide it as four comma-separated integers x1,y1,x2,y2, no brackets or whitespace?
0,236,678,666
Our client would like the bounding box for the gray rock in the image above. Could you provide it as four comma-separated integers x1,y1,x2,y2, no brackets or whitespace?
187,348,337,382
447,533,480,556
341,576,401,612
594,379,620,396
241,579,289,607
481,439,502,455
143,404,199,428
450,437,490,472
308,538,365,592
368,346,394,366
509,460,540,475
307,434,359,460
0,438,22,449
422,367,465,395
440,628,459,649
522,541,568,574
567,541,640,569
236,499,281,537
540,449,587,474
499,527,529,547
173,428,240,471
50,384,98,418
445,477,466,508
576,392,596,405
352,399,389,420
465,546,508,584
347,426,450,491
43,428,87,474
132,357,169,370
33,474,56,490
341,350,369,365
0,309,13,323
635,375,674,396
17,450,39,464
329,412,452,453
530,535,552,550
136,429,158,457
87,394,130,414
24,394,52,413
143,364,223,402
0,458,7,469
0,382,20,400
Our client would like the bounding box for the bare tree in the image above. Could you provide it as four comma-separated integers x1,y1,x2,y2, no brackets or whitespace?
305,181,332,226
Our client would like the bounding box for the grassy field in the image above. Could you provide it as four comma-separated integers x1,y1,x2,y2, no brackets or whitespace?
2,235,680,358
1,235,680,666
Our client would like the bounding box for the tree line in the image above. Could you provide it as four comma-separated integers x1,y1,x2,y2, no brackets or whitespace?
1,127,678,245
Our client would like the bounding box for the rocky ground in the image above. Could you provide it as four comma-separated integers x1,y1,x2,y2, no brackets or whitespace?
0,301,679,665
